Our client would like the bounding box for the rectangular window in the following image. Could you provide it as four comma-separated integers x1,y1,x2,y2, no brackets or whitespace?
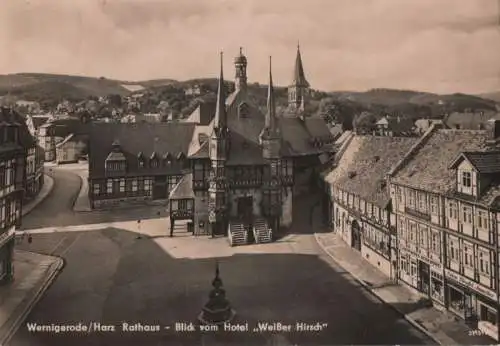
417,192,426,212
144,179,152,191
462,171,472,187
462,206,472,224
132,180,138,192
119,179,125,193
408,190,416,208
409,222,416,242
93,184,100,195
477,211,488,229
448,202,458,220
479,252,490,275
463,245,473,267
430,196,438,214
431,232,438,252
106,180,113,194
396,187,402,203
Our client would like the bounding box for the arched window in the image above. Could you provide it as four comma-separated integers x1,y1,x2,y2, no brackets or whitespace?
238,102,249,118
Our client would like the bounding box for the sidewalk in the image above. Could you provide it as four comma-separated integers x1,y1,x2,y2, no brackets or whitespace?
72,169,91,212
315,232,495,345
0,250,64,346
22,174,54,217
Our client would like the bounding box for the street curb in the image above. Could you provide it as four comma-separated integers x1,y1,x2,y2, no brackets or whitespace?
72,171,91,213
22,174,54,217
313,233,443,345
0,255,65,346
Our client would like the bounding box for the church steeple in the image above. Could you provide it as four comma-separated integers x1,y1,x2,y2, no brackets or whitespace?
288,42,310,112
291,42,309,88
234,47,248,92
265,56,278,133
214,52,227,129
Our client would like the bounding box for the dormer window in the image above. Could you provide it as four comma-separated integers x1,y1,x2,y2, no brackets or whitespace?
137,152,145,168
462,171,472,188
163,152,172,165
150,152,159,168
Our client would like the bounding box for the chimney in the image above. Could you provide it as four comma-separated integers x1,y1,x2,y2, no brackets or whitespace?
486,119,500,145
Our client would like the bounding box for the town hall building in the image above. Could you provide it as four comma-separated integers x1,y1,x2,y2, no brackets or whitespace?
88,46,334,245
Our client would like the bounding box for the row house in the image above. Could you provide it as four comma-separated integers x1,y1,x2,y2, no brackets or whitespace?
0,108,27,285
389,119,500,340
323,134,418,278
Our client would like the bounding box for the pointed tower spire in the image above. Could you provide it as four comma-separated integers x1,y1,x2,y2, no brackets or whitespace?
214,52,227,128
265,56,276,130
292,43,309,87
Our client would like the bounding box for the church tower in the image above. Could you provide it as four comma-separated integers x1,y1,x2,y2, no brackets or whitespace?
288,43,310,112
260,56,282,233
234,47,248,93
208,52,230,237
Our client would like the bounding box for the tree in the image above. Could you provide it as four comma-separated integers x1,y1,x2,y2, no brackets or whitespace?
353,111,377,129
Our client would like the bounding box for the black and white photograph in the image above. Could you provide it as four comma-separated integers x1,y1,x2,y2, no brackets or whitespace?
0,0,499,345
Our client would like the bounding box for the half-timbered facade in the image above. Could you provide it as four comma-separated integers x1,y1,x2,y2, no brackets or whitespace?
0,107,27,285
389,119,500,340
323,134,418,278
88,47,334,246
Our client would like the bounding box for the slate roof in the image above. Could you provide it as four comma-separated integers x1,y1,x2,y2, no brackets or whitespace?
325,135,418,208
88,123,195,179
391,129,494,194
449,151,500,174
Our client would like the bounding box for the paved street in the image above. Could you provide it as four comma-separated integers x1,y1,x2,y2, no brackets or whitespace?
10,167,434,345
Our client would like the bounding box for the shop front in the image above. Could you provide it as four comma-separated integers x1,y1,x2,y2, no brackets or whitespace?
477,297,499,340
445,281,472,319
417,260,430,295
430,270,445,305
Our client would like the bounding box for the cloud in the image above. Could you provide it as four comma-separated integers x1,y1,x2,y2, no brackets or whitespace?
1,0,499,94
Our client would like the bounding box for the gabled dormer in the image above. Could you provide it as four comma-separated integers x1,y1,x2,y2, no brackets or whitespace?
163,152,172,166
150,152,159,168
449,151,500,197
137,152,146,168
105,140,127,173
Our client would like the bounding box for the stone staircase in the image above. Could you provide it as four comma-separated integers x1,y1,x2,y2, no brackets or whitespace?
228,220,248,246
253,218,273,244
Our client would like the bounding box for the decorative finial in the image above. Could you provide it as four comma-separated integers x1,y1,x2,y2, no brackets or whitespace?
239,47,243,56
297,41,300,50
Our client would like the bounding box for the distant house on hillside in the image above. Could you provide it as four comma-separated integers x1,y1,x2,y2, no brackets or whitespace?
15,100,40,114
374,115,414,136
120,113,162,123
414,118,443,134
444,110,500,130
185,85,202,96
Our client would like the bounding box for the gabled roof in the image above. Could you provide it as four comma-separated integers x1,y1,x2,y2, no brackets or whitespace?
391,129,495,194
325,135,418,208
88,123,195,179
1,107,35,149
169,173,195,199
183,101,216,125
303,117,333,139
30,115,50,129
449,151,500,173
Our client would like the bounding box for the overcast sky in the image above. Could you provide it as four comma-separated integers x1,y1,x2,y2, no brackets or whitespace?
1,0,499,94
